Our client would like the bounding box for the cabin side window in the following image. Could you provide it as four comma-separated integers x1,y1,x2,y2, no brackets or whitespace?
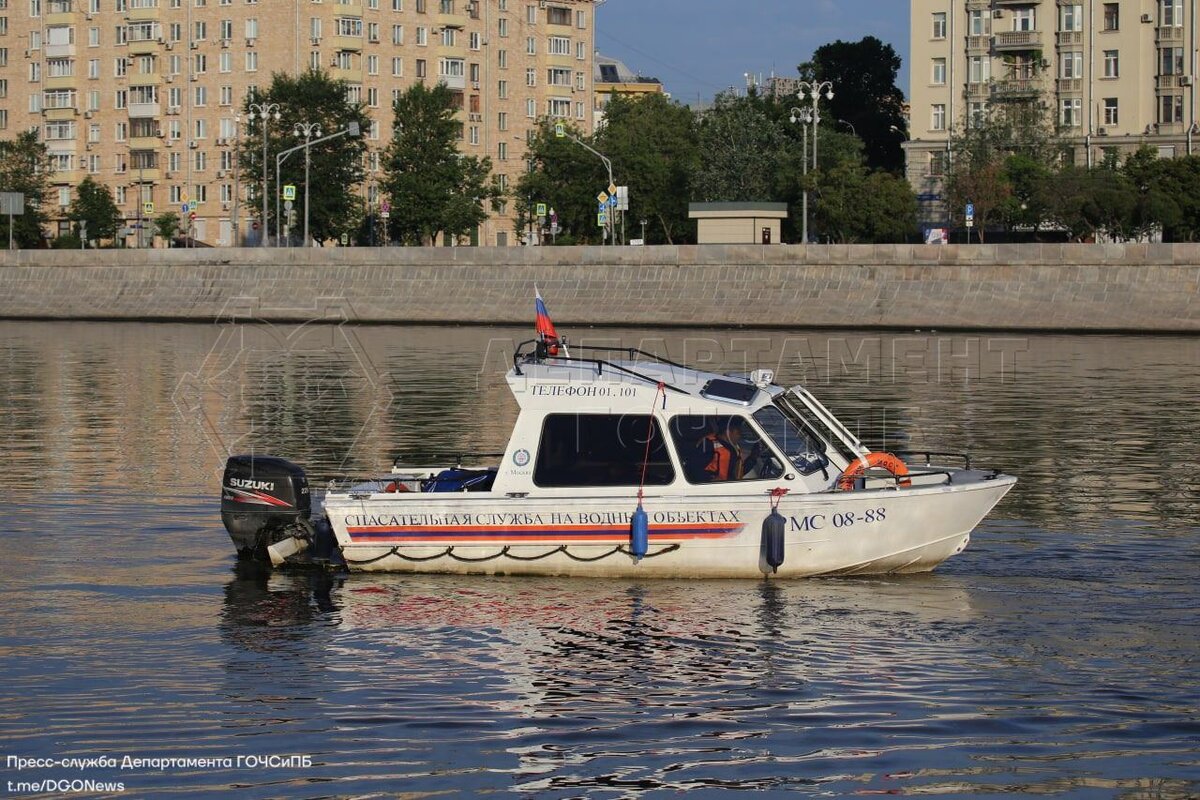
533,414,674,487
668,415,784,484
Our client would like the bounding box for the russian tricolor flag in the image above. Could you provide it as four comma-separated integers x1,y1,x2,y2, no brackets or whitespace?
534,286,566,357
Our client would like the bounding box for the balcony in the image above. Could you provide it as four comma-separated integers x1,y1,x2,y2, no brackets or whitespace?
129,135,161,150
44,75,77,91
437,11,468,29
329,66,362,82
127,5,159,20
992,0,1041,5
45,10,78,25
44,106,78,120
129,167,161,182
332,35,363,51
44,43,76,58
965,81,990,99
438,73,466,90
965,35,989,51
546,51,576,67
993,30,1042,51
1157,25,1185,43
1057,31,1083,46
1056,77,1083,93
129,38,160,55
1156,74,1187,90
991,78,1042,98
128,102,160,118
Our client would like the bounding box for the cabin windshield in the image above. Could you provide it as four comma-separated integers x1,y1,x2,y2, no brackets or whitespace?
751,405,831,475
774,392,862,465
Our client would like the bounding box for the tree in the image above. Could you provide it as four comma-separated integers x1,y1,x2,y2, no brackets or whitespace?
153,212,180,245
239,69,369,244
381,81,499,245
695,91,795,203
809,134,917,243
1037,166,1135,241
515,119,607,245
0,130,53,247
596,93,699,244
70,176,121,244
800,36,908,173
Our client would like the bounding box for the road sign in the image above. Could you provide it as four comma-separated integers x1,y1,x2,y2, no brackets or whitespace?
597,211,607,227
965,202,975,220
615,186,629,211
283,185,297,201
252,221,260,230
608,195,618,209
180,204,189,213
381,200,391,213
380,210,390,219
0,192,25,216
340,233,349,245
549,207,557,224
607,182,617,197
554,122,565,138
965,219,974,228
143,201,154,215
284,200,294,212
597,191,609,205
536,202,547,217
189,211,196,221
188,200,197,212
181,192,188,203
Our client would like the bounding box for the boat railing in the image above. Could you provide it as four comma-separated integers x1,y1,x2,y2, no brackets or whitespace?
391,452,506,470
891,450,973,470
512,340,691,395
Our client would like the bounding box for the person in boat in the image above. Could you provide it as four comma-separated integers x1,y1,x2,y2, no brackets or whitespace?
697,419,761,481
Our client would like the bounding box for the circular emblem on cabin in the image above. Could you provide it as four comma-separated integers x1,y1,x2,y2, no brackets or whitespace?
513,449,530,467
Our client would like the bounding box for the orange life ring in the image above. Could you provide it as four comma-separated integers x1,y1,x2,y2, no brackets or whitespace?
383,481,410,493
837,452,912,491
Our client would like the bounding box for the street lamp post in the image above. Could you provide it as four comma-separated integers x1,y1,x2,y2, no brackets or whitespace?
246,101,281,246
275,121,360,248
794,81,833,244
562,131,615,246
789,106,813,244
796,80,834,171
293,121,322,247
231,115,242,246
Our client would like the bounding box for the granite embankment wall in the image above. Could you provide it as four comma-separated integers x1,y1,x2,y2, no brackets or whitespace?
0,244,1197,331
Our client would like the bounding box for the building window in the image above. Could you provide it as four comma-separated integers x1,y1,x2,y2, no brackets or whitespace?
968,9,989,36
497,111,507,130
968,101,985,129
416,25,426,45
931,57,946,85
533,414,674,488
525,2,534,23
1103,49,1119,78
498,78,507,98
547,35,570,55
525,97,535,117
497,141,506,160
497,16,507,37
1059,3,1083,32
931,103,946,131
497,49,507,68
547,97,569,117
1160,94,1184,123
1060,51,1082,79
1103,98,1118,126
1160,46,1184,75
1161,0,1183,27
391,56,402,76
968,55,989,83
415,58,426,77
525,66,535,86
525,35,535,55
931,11,946,39
1060,97,1082,127
1103,3,1119,31
1012,7,1035,31
390,24,402,44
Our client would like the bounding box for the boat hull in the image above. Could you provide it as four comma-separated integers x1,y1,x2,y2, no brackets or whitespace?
322,476,1016,578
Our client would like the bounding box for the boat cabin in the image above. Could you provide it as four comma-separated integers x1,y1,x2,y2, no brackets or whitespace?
390,344,874,498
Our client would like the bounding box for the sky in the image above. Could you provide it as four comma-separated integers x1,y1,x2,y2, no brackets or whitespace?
594,0,912,105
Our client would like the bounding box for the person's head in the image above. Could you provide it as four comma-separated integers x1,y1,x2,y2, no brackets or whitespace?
725,420,743,444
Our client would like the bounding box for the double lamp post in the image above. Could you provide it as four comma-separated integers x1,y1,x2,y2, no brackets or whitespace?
788,80,834,245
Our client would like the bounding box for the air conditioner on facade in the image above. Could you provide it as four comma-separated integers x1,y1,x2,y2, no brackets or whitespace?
220,39,230,48
471,80,480,89
246,37,256,47
216,169,225,177
1141,13,1153,22
311,37,321,45
1097,127,1107,135
222,202,229,210
992,9,1002,18
190,41,198,49
190,74,198,81
189,140,198,148
165,42,173,49
1181,75,1193,86
165,74,174,82
84,110,93,118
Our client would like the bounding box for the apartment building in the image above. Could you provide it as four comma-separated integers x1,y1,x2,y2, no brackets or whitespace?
0,0,596,246
906,0,1199,216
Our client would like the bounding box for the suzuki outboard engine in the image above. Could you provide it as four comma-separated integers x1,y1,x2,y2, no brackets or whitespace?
221,455,312,560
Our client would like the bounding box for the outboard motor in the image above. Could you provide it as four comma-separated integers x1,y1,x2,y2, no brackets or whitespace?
221,455,312,561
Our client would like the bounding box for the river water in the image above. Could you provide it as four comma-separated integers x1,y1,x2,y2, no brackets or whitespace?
0,320,1197,798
